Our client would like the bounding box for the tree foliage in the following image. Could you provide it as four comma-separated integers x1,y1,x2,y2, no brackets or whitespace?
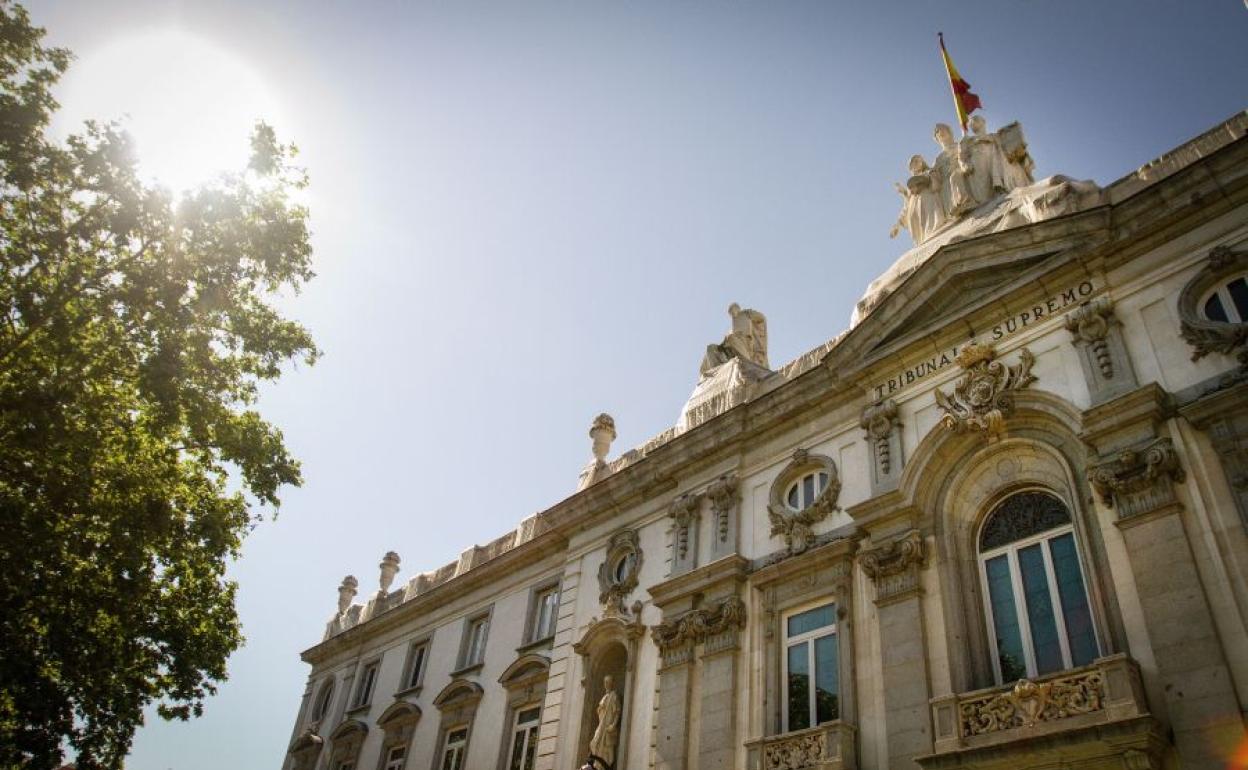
0,3,318,766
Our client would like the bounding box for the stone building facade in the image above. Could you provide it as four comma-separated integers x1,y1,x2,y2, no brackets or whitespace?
283,112,1248,770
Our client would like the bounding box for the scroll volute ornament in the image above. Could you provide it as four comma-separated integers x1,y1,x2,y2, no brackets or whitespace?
935,343,1036,435
650,596,747,654
1178,244,1248,374
766,448,842,556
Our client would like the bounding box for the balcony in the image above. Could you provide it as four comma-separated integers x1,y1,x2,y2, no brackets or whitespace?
745,722,856,770
921,654,1164,769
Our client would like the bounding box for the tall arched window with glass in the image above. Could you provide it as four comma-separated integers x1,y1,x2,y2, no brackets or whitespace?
978,491,1099,683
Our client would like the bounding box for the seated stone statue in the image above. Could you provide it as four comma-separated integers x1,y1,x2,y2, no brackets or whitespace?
699,303,769,378
932,123,976,218
960,115,1010,206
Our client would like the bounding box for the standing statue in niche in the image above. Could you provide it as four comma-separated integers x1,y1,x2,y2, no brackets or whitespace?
699,303,769,378
588,675,621,768
890,154,947,244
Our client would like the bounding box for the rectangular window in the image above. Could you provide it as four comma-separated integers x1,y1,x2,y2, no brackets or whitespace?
507,706,542,770
383,746,405,770
405,641,428,690
440,727,468,770
461,615,489,669
783,602,839,732
531,586,559,642
354,661,378,708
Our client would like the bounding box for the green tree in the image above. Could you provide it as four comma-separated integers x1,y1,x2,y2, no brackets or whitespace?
0,3,318,767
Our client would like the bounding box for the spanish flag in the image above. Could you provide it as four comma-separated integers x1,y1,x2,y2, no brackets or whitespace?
939,33,982,133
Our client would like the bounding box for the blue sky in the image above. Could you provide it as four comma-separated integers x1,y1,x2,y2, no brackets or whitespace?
29,1,1248,767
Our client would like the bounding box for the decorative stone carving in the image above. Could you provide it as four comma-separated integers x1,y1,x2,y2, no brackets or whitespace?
767,449,842,556
1064,297,1137,403
706,473,740,559
650,596,747,665
700,303,769,378
668,493,701,575
890,155,947,245
960,670,1105,736
1087,437,1186,523
935,343,1036,435
588,675,621,767
763,729,825,770
336,575,358,615
598,529,643,617
858,529,924,604
577,413,617,491
1178,244,1248,377
745,723,856,770
860,399,902,494
378,552,400,595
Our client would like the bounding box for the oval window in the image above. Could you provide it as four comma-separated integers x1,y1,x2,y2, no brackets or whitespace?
785,471,829,511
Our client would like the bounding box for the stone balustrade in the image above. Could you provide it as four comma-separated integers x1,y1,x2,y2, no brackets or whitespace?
745,722,856,770
928,654,1150,755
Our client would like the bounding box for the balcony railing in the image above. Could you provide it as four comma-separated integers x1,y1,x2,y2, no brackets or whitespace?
744,722,856,770
928,654,1149,755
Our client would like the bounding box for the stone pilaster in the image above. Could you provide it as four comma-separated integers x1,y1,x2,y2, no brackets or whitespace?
1064,297,1138,404
859,528,931,769
860,399,902,495
1180,379,1248,533
1081,384,1246,767
648,557,748,770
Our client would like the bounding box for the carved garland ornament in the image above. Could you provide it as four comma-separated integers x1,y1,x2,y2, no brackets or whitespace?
650,596,747,654
860,398,900,476
669,493,700,562
935,343,1036,435
1178,244,1248,374
706,474,740,545
598,529,643,617
766,449,842,556
959,670,1105,736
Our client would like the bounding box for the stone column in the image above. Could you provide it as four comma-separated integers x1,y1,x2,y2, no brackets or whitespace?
1084,385,1246,766
859,529,931,770
653,637,695,770
696,601,745,770
1180,379,1248,532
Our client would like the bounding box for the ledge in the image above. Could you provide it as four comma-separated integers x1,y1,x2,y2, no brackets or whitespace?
745,721,857,770
514,635,554,655
449,662,484,678
392,684,422,699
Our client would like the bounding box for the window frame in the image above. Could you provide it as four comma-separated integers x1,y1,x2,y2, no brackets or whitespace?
523,580,561,646
382,745,406,770
1199,272,1248,323
976,493,1100,684
310,676,336,724
780,599,840,733
784,470,830,512
504,703,542,770
439,725,470,770
454,608,493,673
351,659,381,711
399,638,431,695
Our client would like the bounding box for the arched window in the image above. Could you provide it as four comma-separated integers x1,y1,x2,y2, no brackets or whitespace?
977,491,1099,683
1201,272,1248,323
785,471,830,512
311,678,334,723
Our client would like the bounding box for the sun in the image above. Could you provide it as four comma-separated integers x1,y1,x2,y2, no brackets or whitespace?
52,29,285,193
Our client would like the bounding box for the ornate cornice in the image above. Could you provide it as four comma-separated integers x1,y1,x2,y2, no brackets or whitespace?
650,596,747,664
935,344,1036,435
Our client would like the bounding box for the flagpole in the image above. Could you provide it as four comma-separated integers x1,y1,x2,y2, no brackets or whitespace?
937,32,964,137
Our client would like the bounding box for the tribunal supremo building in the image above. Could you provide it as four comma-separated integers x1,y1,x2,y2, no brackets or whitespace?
283,111,1248,770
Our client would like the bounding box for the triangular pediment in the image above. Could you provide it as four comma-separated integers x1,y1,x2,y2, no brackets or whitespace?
826,209,1111,376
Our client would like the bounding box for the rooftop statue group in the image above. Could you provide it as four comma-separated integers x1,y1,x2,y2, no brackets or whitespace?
891,116,1036,245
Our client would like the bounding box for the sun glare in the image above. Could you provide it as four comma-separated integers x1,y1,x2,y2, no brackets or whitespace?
52,30,285,193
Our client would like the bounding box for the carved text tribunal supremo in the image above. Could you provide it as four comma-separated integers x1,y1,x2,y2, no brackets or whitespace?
871,280,1095,400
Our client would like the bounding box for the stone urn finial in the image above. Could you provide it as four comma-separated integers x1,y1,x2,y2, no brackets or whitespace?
378,551,401,594
589,413,617,462
336,575,358,615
